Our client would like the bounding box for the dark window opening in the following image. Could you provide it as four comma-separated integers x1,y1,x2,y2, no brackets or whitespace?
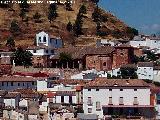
69,96,72,104
61,96,64,103
43,36,46,42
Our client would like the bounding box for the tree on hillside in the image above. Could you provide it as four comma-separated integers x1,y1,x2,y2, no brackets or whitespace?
65,0,72,11
19,9,26,21
79,4,87,14
33,12,41,22
19,0,29,9
12,47,33,67
5,36,15,51
10,20,20,35
48,3,58,22
66,21,73,32
73,17,83,37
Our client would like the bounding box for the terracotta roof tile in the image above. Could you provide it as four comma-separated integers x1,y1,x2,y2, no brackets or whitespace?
0,76,46,82
138,62,153,67
52,79,90,86
84,78,150,88
51,46,115,59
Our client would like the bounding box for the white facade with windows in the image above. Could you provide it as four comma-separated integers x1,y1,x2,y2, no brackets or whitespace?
137,62,154,80
83,79,152,119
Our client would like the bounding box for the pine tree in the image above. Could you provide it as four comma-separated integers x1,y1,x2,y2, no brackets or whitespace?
10,20,20,35
6,36,15,50
19,9,26,21
66,21,73,32
79,4,87,14
48,3,58,22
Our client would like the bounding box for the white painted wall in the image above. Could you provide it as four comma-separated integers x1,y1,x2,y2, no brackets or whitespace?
137,67,154,80
83,88,151,118
153,70,160,82
4,99,16,108
36,31,50,47
19,99,28,107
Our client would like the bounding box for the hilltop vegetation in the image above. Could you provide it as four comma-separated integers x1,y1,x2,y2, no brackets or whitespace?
0,0,138,47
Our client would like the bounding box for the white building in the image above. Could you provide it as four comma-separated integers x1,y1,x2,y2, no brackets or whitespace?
3,92,20,108
153,66,160,82
137,62,154,80
36,31,63,48
96,39,121,47
83,78,155,119
0,76,46,90
130,35,160,50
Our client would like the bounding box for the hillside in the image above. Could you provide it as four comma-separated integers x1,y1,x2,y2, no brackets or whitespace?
0,0,136,47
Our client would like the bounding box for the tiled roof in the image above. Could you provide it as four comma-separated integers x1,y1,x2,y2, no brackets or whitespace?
0,76,46,82
51,46,115,59
52,79,90,86
56,91,76,96
120,64,137,69
84,78,150,88
27,45,55,50
138,62,153,67
12,89,41,98
4,92,20,98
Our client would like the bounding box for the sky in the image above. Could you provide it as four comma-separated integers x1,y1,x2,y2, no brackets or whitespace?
99,0,160,35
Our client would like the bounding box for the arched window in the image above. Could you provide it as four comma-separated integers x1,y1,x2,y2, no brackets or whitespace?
43,36,46,42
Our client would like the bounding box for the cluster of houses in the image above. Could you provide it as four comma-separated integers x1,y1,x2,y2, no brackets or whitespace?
1,31,160,119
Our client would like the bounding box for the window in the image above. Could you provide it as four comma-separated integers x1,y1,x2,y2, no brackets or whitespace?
55,39,58,44
61,96,64,103
87,97,92,105
18,83,20,86
133,97,138,105
11,82,13,86
96,101,101,110
103,62,106,66
109,97,112,105
39,37,41,42
96,89,99,91
46,50,48,53
134,89,137,91
43,36,46,42
69,96,72,104
2,82,4,86
6,82,8,86
93,61,95,64
88,89,91,91
120,89,123,91
119,97,124,105
23,83,25,86
109,89,112,91
32,82,35,85
88,108,92,113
